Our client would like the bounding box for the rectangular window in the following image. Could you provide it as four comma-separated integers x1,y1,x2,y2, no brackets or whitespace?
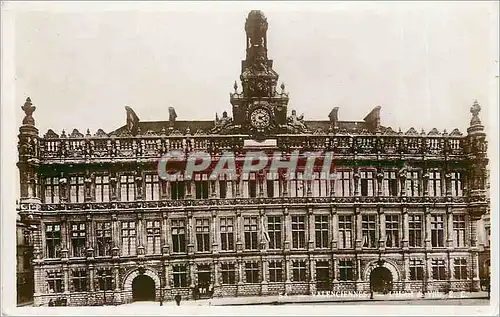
362,215,377,248
71,222,86,257
292,261,307,282
72,269,87,292
312,172,329,197
315,215,329,248
120,175,135,201
145,174,160,201
95,175,109,202
121,221,136,256
245,262,259,283
406,171,420,197
338,215,353,249
453,215,466,248
339,260,354,281
194,174,209,199
292,215,306,249
409,259,424,280
173,265,188,288
219,176,233,199
196,218,210,252
146,220,161,255
385,215,399,248
360,171,375,196
46,223,61,258
383,171,398,196
70,176,85,202
266,172,280,198
335,171,351,196
97,269,114,291
408,215,423,247
244,216,258,250
428,171,442,197
220,217,234,251
431,215,445,248
454,258,468,280
290,172,306,197
451,172,463,197
44,177,59,203
432,259,446,280
221,263,236,285
171,219,186,253
170,177,185,200
47,271,63,293
242,173,258,198
95,222,112,257
268,261,283,282
267,216,282,250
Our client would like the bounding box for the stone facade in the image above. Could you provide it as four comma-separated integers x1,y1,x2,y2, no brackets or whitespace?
17,11,489,306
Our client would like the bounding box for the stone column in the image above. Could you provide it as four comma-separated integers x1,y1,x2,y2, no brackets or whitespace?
187,211,194,254
137,213,145,256
308,208,315,250
331,207,338,250
161,211,169,255
309,259,316,294
111,214,120,257
89,264,95,292
237,258,244,285
404,257,410,282
213,260,220,287
61,216,69,259
114,264,120,292
189,260,196,289
284,208,291,251
87,215,95,258
261,259,268,295
427,257,433,283
236,210,243,252
424,207,432,250
379,207,386,249
446,207,454,249
332,258,338,282
212,211,219,254
63,265,69,294
402,207,409,249
355,207,362,250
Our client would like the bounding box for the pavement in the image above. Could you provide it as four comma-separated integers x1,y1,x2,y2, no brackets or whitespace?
124,291,490,307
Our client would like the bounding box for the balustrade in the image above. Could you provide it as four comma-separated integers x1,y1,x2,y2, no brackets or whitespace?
34,134,466,162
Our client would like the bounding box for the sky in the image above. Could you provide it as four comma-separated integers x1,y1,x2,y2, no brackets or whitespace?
6,1,499,136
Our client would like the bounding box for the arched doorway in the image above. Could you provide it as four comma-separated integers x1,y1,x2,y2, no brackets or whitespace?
132,274,156,302
370,267,393,294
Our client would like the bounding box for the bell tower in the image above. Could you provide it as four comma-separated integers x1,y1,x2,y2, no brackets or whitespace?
230,10,289,136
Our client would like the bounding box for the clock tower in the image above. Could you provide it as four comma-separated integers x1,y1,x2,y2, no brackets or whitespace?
230,10,290,137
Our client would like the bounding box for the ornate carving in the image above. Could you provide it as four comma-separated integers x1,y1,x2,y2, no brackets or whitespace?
69,129,84,138
44,129,59,139
405,127,418,136
21,97,36,126
286,110,309,133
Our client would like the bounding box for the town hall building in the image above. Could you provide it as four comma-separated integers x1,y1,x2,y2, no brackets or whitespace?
17,10,489,306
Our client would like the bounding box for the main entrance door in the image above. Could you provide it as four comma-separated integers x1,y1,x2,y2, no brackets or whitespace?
132,275,156,302
197,265,212,299
370,267,393,294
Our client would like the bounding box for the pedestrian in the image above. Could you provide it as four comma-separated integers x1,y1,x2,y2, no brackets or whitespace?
174,294,182,306
48,299,54,307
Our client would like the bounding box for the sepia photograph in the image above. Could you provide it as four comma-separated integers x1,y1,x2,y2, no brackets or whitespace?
1,1,498,316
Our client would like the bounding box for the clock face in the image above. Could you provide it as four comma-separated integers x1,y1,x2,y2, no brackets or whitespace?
250,108,271,129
